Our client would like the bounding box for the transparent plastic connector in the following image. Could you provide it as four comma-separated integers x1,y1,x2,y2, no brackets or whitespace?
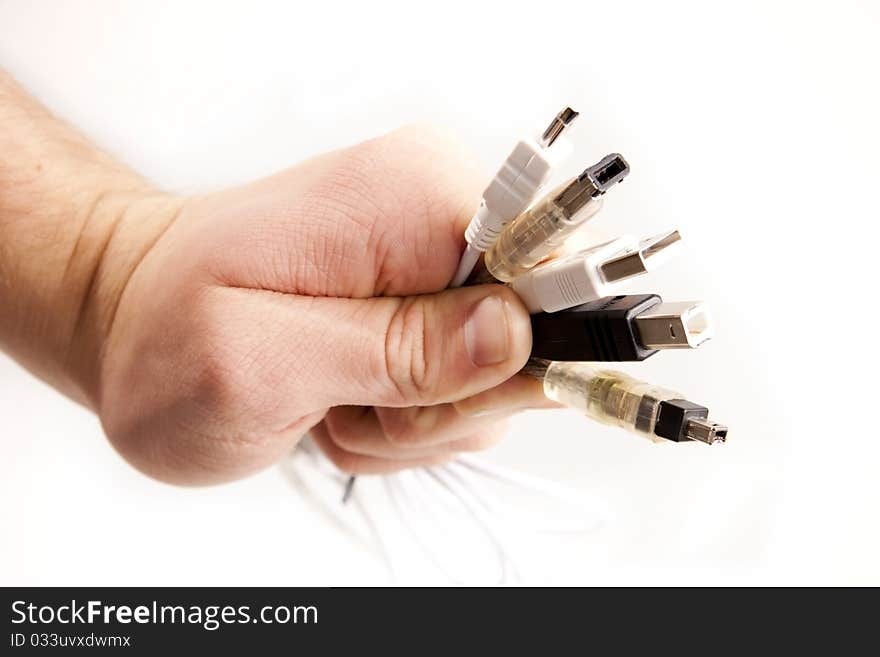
542,362,680,442
483,154,629,283
483,182,603,282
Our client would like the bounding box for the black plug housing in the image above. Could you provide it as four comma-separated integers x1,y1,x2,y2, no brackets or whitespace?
529,294,661,361
655,399,709,442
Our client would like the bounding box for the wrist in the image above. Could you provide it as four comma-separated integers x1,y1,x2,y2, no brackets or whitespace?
64,189,186,409
0,69,187,408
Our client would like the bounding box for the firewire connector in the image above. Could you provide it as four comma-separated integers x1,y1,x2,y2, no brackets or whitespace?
529,293,713,361
523,359,728,445
450,107,579,287
480,153,630,283
509,230,682,313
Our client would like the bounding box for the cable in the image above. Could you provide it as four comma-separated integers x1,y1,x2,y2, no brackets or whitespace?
453,456,606,534
279,440,396,572
529,293,713,361
425,467,518,584
509,229,682,313
450,107,578,287
524,359,728,445
302,105,729,584
478,153,630,283
342,106,581,506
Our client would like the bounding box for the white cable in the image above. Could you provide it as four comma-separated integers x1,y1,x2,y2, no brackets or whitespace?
449,107,578,287
454,455,606,534
279,441,395,567
436,464,523,584
451,247,482,288
384,471,470,584
286,440,606,583
386,468,509,584
423,467,517,584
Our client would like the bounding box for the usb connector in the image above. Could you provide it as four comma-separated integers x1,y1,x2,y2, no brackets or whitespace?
633,301,713,349
680,415,729,445
481,153,630,283
509,230,682,313
450,106,579,287
529,293,713,361
599,230,682,284
580,152,630,192
538,106,579,148
529,360,728,445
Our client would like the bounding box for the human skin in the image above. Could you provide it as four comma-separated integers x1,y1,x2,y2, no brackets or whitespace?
0,69,556,485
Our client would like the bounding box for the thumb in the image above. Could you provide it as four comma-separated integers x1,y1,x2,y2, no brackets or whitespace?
360,284,534,407
218,284,532,416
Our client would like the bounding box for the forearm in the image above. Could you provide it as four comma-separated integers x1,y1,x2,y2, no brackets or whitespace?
0,70,179,407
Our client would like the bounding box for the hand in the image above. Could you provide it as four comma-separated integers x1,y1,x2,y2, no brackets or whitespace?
93,126,556,484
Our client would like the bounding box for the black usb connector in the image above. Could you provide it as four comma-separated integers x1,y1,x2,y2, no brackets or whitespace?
529,294,713,361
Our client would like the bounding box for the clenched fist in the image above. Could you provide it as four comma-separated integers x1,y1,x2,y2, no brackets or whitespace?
100,127,555,483
0,70,555,487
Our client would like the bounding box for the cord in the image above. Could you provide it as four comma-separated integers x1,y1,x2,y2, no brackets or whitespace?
450,107,578,287
342,106,581,504
452,456,605,534
296,106,728,584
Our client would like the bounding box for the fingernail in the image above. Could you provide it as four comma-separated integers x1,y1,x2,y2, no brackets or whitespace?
464,295,510,366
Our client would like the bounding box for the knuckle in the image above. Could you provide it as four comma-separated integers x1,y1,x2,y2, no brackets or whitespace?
323,411,360,451
381,298,436,405
191,348,242,414
327,450,363,475
297,139,411,289
296,125,478,296
455,434,502,453
376,407,417,447
377,406,441,447
453,423,508,453
380,417,409,447
298,143,391,234
187,291,262,420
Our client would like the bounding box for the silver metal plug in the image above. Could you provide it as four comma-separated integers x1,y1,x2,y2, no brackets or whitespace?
600,229,683,283
552,153,631,219
538,106,579,148
634,301,714,349
581,153,629,192
685,418,729,445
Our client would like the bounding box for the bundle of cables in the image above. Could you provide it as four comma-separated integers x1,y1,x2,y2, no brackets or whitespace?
286,107,728,583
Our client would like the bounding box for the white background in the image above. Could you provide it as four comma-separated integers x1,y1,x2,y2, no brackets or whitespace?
0,0,877,585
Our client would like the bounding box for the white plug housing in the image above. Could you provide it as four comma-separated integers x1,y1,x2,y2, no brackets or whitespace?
450,108,578,287
464,136,573,252
510,229,683,313
510,236,636,313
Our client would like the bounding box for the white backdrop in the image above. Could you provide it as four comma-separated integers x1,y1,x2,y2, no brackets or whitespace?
0,0,877,585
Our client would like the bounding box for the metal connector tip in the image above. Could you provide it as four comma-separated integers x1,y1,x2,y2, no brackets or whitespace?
685,418,729,445
600,229,683,283
539,106,580,148
581,153,629,192
552,153,632,218
633,301,714,349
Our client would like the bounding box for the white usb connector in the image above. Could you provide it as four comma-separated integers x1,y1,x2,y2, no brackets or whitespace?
449,107,578,287
510,230,683,313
